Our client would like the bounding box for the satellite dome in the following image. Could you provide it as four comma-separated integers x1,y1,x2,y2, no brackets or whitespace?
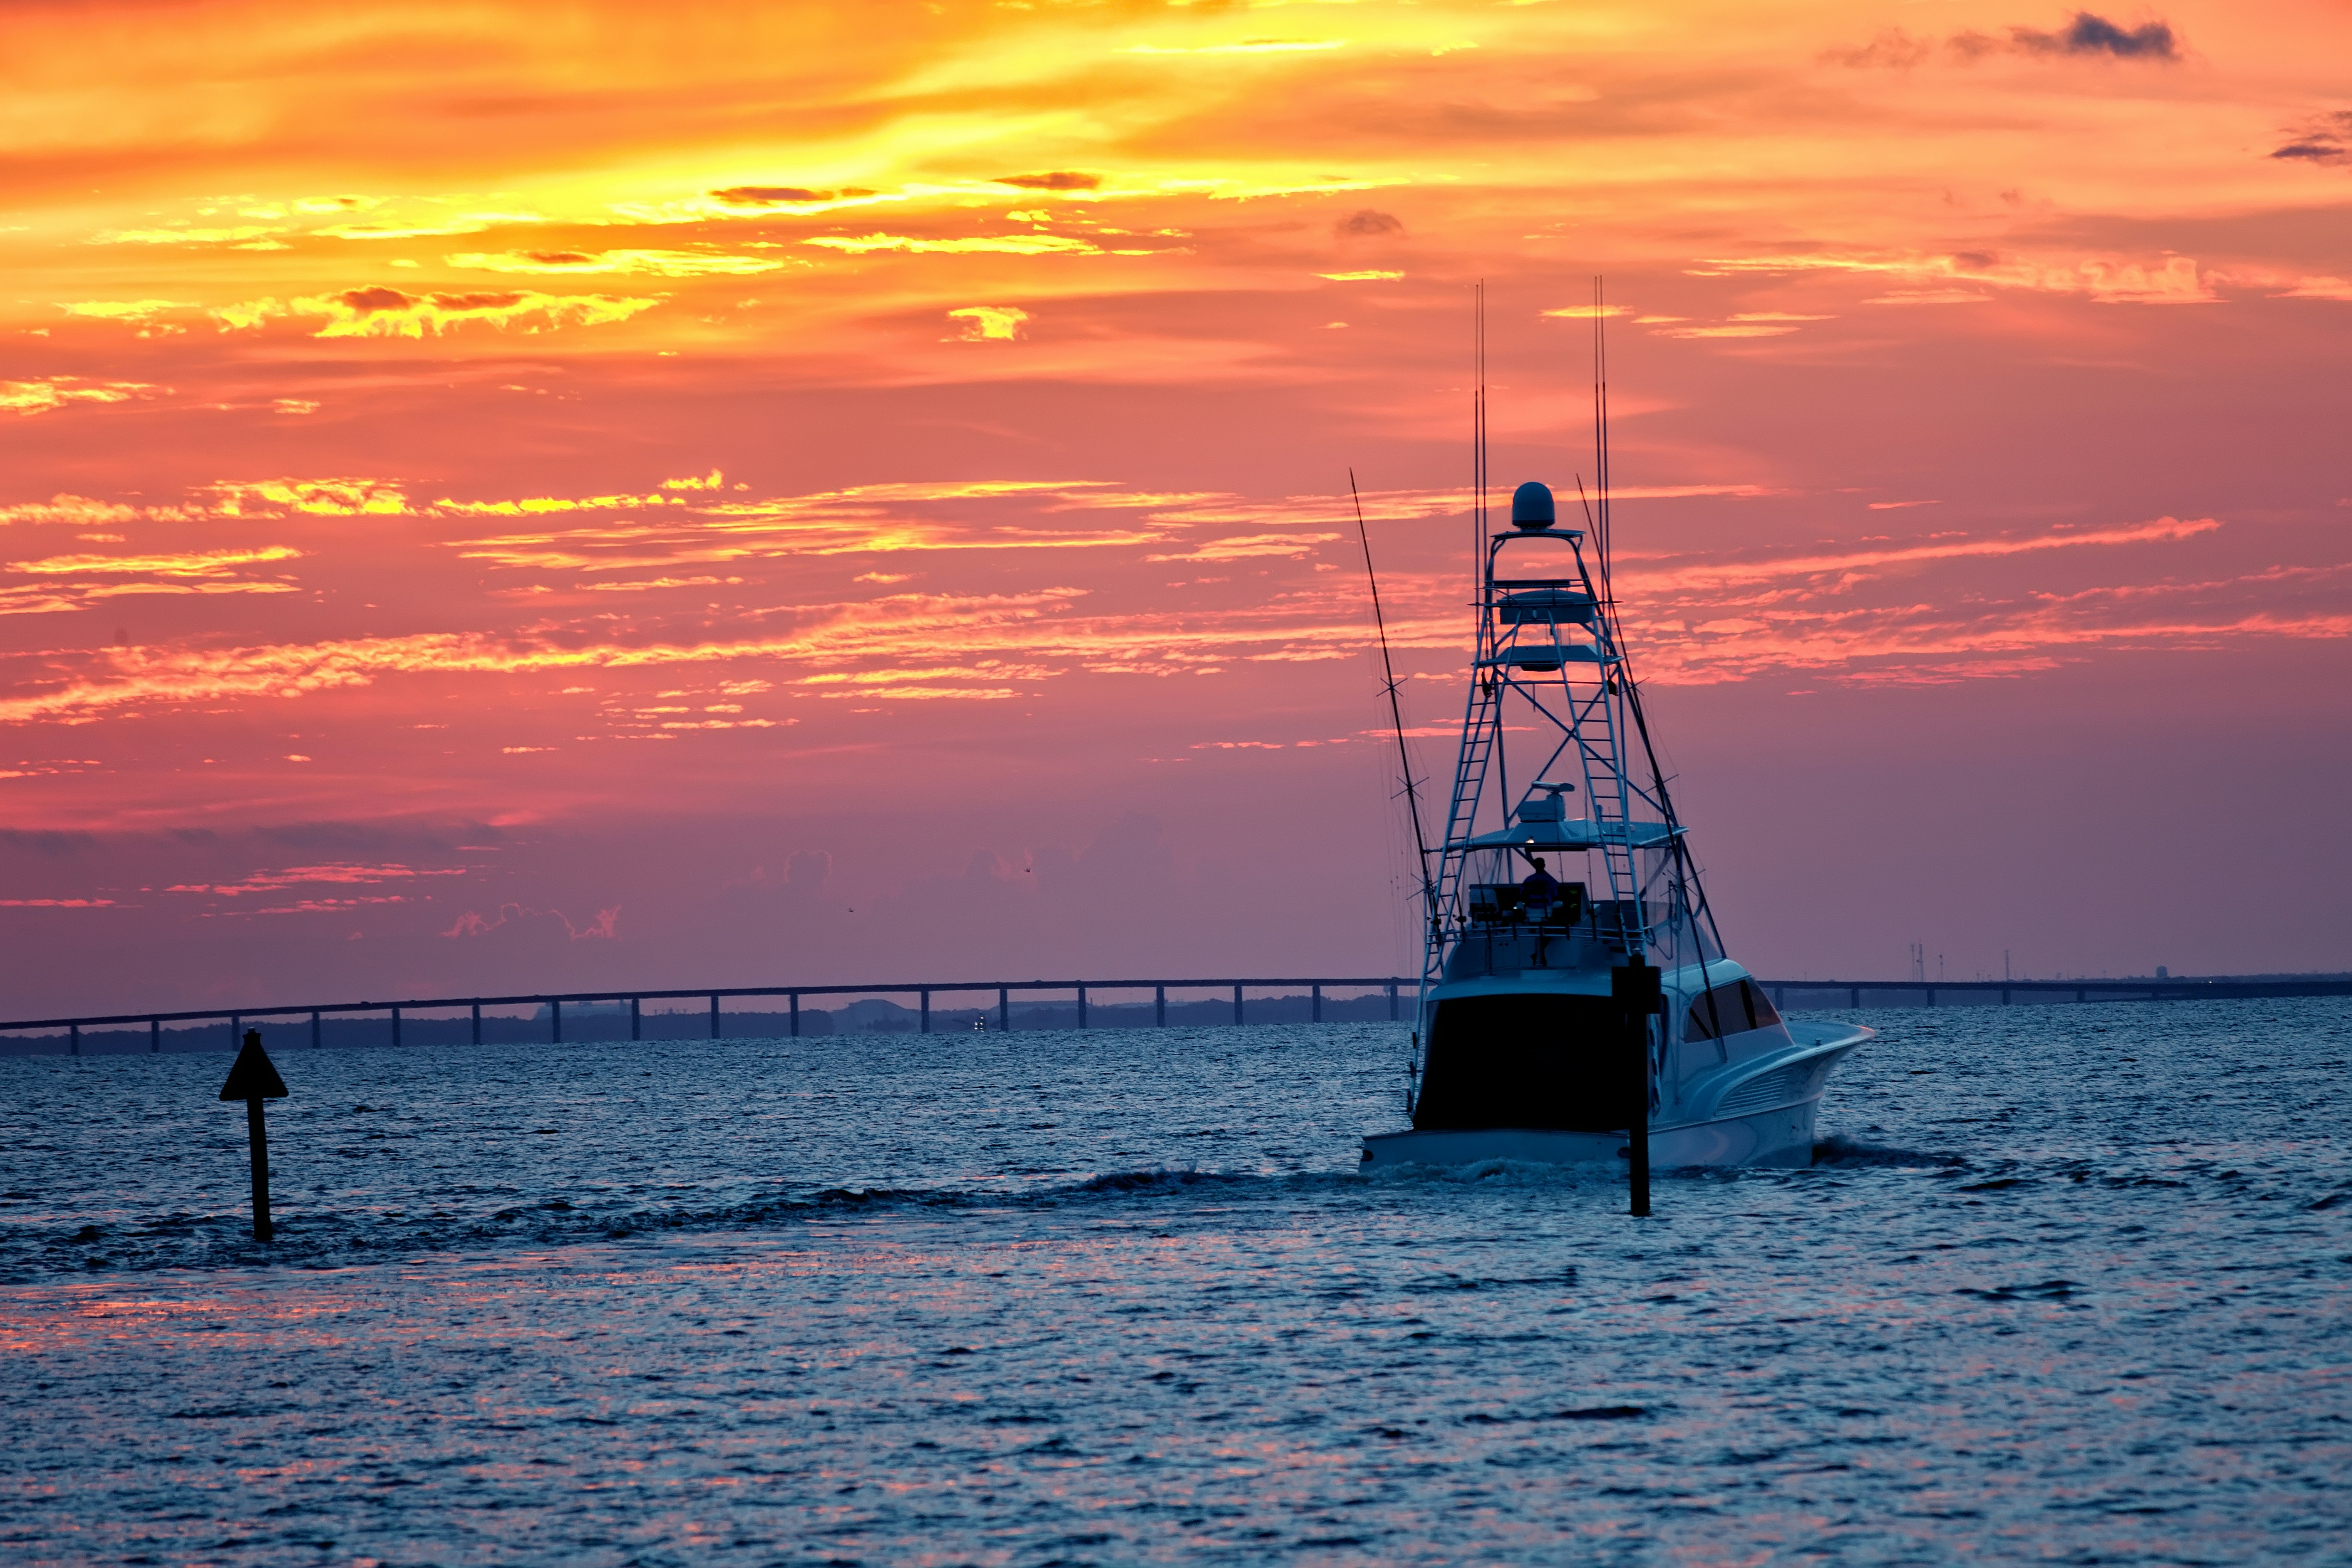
1510,481,1555,530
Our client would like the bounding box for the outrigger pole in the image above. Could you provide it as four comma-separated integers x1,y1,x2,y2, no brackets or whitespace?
1350,471,1439,937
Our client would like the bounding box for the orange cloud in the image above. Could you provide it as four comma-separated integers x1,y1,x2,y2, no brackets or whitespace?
168,862,467,896
946,305,1030,341
446,249,787,277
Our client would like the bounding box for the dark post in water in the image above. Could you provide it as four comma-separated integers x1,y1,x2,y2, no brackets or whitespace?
1613,962,1662,1217
219,1028,290,1241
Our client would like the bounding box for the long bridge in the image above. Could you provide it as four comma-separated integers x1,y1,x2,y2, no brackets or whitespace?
4,971,2348,1056
5,976,1413,1055
1762,975,2352,1009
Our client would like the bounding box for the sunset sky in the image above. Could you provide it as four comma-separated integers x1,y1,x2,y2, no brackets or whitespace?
3,0,2348,1019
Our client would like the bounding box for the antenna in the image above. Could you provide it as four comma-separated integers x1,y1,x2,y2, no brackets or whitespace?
1586,277,1733,970
1473,281,1487,596
1591,274,1613,601
1352,470,1439,930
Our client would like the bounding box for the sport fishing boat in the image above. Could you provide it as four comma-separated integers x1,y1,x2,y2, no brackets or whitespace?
1360,456,1869,1171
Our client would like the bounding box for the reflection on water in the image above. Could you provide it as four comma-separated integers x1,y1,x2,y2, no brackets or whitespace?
3,1002,2348,1563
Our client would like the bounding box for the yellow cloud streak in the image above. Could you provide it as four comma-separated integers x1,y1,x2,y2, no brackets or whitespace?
1,379,164,415
1700,250,2218,306
59,299,193,320
4,520,2325,723
449,521,1168,570
1119,41,1347,56
446,249,788,277
8,544,303,578
1620,517,2221,593
0,588,1093,723
805,233,1105,256
1146,532,1341,562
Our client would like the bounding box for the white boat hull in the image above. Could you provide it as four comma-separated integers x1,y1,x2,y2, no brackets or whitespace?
1362,1019,1870,1171
1361,1097,1818,1171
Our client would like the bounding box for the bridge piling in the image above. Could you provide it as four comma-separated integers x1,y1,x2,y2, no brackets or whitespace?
1155,985,1166,1026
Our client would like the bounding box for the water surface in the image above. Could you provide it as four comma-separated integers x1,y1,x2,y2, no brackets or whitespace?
3,1001,2347,1564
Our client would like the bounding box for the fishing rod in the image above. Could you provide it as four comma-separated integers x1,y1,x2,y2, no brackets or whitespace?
1351,469,1439,932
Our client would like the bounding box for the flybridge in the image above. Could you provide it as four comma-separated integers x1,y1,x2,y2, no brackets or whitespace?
1419,475,1706,980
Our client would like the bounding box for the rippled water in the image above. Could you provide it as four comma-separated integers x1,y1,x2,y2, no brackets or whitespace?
4,1001,2349,1565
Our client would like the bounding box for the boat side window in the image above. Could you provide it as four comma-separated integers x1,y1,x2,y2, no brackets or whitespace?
1685,987,1724,1042
1470,883,1525,923
1685,979,1782,1041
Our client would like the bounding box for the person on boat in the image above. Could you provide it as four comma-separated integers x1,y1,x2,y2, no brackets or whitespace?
1520,856,1560,921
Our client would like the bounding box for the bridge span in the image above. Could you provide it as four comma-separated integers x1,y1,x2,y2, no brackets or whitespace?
4,972,2347,1055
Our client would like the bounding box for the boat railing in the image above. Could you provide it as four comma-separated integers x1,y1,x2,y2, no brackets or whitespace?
1446,891,1664,977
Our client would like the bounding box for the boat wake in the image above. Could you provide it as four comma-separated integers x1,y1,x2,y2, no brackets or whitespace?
1074,1167,1248,1195
3,1152,1848,1278
1810,1133,1968,1168
1360,1155,1625,1189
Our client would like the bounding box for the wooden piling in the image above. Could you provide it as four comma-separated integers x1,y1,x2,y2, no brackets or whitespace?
1613,962,1661,1219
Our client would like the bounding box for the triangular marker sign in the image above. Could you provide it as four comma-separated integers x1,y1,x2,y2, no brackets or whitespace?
219,1032,289,1101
